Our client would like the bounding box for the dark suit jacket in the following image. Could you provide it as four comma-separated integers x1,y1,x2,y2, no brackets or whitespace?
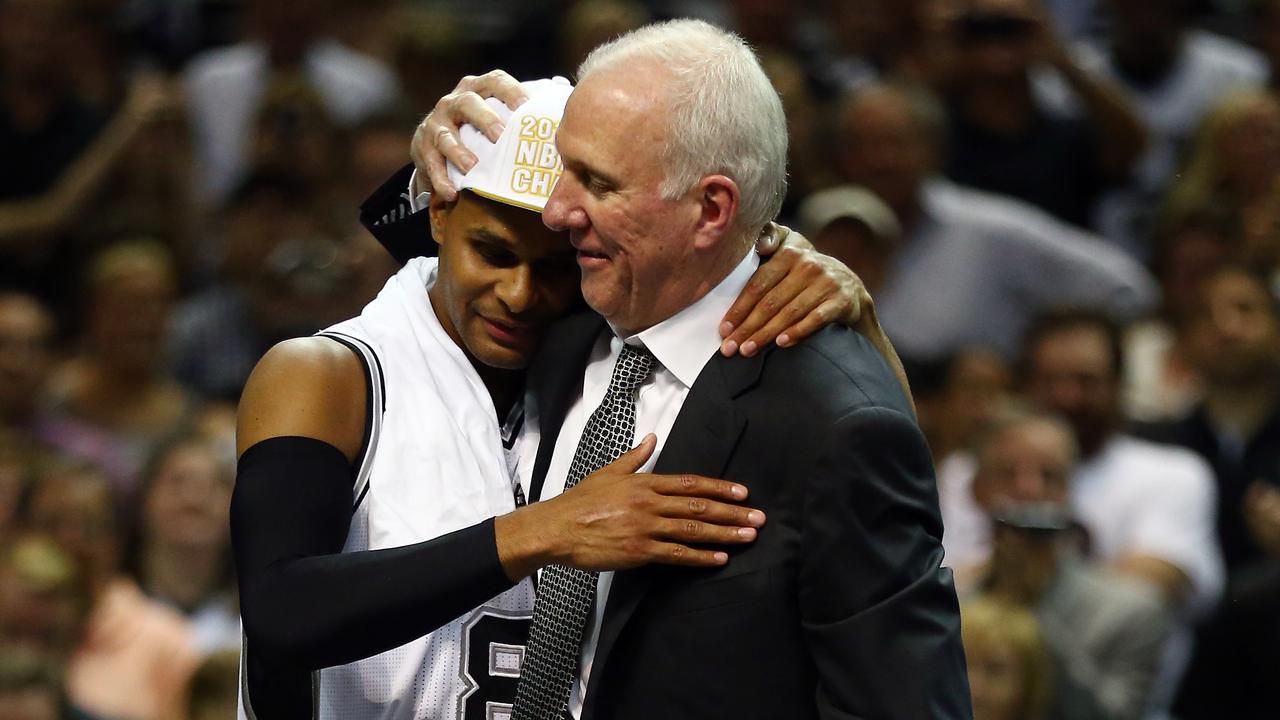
525,311,971,720
360,166,972,719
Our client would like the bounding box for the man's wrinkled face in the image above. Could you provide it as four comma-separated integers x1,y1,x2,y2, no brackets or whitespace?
973,420,1074,513
1185,270,1280,385
429,192,580,370
541,65,704,334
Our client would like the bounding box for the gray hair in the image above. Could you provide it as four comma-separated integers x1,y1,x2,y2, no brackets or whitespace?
577,19,788,241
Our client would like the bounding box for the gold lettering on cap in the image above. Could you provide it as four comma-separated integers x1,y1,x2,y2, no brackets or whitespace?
512,115,563,198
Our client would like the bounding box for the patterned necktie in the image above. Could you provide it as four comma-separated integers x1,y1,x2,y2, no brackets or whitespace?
512,343,657,720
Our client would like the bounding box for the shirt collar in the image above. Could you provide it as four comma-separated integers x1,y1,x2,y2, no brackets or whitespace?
616,250,758,388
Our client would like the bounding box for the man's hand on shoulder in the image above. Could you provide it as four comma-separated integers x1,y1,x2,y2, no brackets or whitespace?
493,435,766,581
236,337,368,462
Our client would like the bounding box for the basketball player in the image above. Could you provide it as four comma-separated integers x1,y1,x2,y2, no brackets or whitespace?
231,77,889,719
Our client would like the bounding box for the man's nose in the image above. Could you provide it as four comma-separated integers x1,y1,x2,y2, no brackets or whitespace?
496,265,535,315
543,179,586,232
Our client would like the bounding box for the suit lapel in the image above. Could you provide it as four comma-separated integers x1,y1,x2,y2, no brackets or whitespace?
583,349,767,716
528,310,606,502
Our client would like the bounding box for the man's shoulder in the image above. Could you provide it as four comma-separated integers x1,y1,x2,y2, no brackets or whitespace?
1097,435,1216,495
756,325,914,420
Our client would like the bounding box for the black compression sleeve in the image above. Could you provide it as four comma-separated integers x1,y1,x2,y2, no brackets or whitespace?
231,436,516,670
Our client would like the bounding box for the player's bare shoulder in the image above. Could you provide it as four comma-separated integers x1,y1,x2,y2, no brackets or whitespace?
236,337,368,462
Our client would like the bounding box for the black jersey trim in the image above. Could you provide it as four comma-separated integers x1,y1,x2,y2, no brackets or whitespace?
316,331,385,513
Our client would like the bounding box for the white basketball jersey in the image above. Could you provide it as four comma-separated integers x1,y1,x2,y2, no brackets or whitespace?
239,257,534,720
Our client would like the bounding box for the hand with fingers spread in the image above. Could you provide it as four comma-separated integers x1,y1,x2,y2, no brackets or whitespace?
721,223,915,407
494,435,765,580
411,69,529,200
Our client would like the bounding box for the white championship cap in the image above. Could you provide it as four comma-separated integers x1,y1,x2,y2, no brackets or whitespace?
446,76,575,212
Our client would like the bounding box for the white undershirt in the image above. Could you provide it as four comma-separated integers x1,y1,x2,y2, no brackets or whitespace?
528,250,758,718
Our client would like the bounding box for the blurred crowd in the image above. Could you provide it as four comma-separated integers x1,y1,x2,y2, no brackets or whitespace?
1,0,1278,719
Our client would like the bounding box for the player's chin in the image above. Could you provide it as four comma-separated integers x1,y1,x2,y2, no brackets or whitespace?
468,332,539,370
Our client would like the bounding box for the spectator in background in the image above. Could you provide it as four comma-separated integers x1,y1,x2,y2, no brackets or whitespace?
167,171,354,401
126,434,238,656
797,184,902,295
0,532,87,664
26,460,199,720
1163,90,1280,274
1138,263,1280,720
184,0,399,205
0,644,60,720
812,0,955,94
832,81,1156,363
1020,307,1221,714
961,596,1052,720
1123,205,1239,423
968,406,1174,719
760,49,833,221
39,241,192,499
183,650,240,720
1139,265,1280,574
1055,0,1267,258
943,0,1147,229
559,0,649,77
387,4,473,117
0,292,56,445
0,0,109,202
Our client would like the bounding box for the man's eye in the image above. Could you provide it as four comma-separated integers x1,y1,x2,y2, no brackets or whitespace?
475,243,516,266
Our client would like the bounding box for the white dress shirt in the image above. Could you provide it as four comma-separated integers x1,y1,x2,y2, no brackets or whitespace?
515,250,758,718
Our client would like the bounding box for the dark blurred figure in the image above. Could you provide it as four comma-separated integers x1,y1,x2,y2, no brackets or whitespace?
27,460,199,720
559,0,650,76
127,434,238,655
1157,266,1280,719
761,49,834,221
0,291,56,441
388,4,474,117
832,81,1155,363
813,0,956,93
38,241,193,499
183,650,240,720
0,644,61,720
969,405,1174,720
1123,206,1238,423
1058,0,1266,257
944,0,1147,229
167,172,356,400
184,0,400,205
0,0,109,201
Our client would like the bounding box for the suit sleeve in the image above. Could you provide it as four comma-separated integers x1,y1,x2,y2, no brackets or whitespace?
799,405,972,720
359,163,436,267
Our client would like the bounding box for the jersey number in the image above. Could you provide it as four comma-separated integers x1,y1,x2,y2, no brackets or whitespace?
461,613,531,720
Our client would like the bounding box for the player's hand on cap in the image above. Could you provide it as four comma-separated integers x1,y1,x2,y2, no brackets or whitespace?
720,223,873,357
411,70,529,201
496,435,764,579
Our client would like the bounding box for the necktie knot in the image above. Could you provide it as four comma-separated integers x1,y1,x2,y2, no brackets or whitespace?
606,343,656,398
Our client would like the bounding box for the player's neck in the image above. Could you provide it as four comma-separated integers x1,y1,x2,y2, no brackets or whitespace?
476,365,524,421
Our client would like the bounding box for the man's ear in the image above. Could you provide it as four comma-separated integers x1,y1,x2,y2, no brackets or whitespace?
427,193,456,248
692,174,740,251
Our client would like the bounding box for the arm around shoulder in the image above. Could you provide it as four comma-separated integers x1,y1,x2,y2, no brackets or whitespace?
799,405,971,719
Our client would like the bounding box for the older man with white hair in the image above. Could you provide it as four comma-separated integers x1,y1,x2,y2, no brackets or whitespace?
419,19,970,720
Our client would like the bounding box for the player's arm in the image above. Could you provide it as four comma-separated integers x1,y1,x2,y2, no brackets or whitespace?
233,338,518,670
234,340,766,669
798,405,970,719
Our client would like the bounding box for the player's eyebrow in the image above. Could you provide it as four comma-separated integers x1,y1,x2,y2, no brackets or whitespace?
466,229,516,248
